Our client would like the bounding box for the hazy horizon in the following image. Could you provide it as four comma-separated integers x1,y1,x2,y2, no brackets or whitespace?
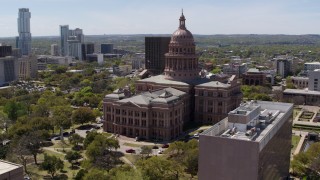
1,0,320,37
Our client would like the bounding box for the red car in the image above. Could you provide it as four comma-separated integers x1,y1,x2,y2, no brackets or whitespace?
162,144,169,148
125,149,136,153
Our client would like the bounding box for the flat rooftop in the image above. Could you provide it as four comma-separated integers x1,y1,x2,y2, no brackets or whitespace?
0,160,22,174
284,89,320,96
201,101,293,149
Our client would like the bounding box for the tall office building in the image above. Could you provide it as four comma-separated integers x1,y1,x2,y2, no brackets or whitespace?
18,56,37,80
82,42,94,60
0,45,12,57
0,56,19,86
145,37,170,75
60,25,69,56
276,59,291,78
199,101,293,180
50,44,59,56
17,8,32,55
101,44,114,54
68,28,84,60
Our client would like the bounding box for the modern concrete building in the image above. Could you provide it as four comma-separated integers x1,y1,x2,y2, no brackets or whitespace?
17,8,32,55
291,76,309,89
37,55,72,70
308,69,320,91
131,53,145,70
242,68,266,86
276,59,292,78
60,25,69,56
0,56,19,86
50,44,59,56
304,62,320,72
145,36,170,75
222,63,247,78
0,160,24,180
101,43,114,54
199,101,293,180
18,56,37,79
103,12,242,139
283,89,320,105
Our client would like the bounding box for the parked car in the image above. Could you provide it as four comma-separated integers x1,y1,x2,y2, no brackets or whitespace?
126,149,136,153
162,144,169,148
152,145,159,149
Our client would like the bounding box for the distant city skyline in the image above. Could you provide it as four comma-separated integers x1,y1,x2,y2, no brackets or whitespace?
0,0,320,37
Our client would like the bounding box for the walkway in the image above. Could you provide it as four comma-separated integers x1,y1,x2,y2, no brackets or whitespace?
292,130,308,156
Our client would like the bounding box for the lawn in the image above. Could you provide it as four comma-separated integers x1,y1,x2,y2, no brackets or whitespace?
123,154,140,164
27,148,81,180
123,142,143,148
291,135,301,154
293,109,302,119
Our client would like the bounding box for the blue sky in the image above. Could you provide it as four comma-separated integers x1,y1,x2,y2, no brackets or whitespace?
0,0,320,37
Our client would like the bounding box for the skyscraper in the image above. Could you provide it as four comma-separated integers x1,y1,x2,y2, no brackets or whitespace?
60,25,69,56
145,37,170,75
68,28,84,60
17,8,32,55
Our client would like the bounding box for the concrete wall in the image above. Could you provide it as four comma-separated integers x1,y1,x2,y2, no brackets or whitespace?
199,135,259,180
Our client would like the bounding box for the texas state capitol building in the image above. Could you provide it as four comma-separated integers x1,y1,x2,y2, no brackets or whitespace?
103,13,242,141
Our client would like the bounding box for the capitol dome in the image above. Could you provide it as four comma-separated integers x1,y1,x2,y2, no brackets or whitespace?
164,11,199,81
170,13,195,45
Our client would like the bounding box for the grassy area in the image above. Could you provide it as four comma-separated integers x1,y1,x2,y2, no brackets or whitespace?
52,140,73,148
27,148,80,180
293,109,302,118
123,142,143,148
124,154,140,164
291,135,301,154
101,132,112,137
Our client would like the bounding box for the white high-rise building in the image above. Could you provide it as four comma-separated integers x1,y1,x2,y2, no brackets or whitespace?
60,26,84,60
50,44,59,56
17,8,31,55
308,69,320,91
68,28,84,60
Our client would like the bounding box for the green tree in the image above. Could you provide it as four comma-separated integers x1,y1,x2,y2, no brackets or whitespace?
136,156,183,180
83,168,109,180
83,131,99,149
291,143,320,178
40,153,64,178
65,151,82,168
86,135,120,170
25,131,45,165
69,133,84,149
72,107,96,125
10,135,32,173
4,101,26,121
0,111,11,132
75,169,87,180
55,66,67,74
109,165,142,180
52,106,73,139
140,145,152,158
